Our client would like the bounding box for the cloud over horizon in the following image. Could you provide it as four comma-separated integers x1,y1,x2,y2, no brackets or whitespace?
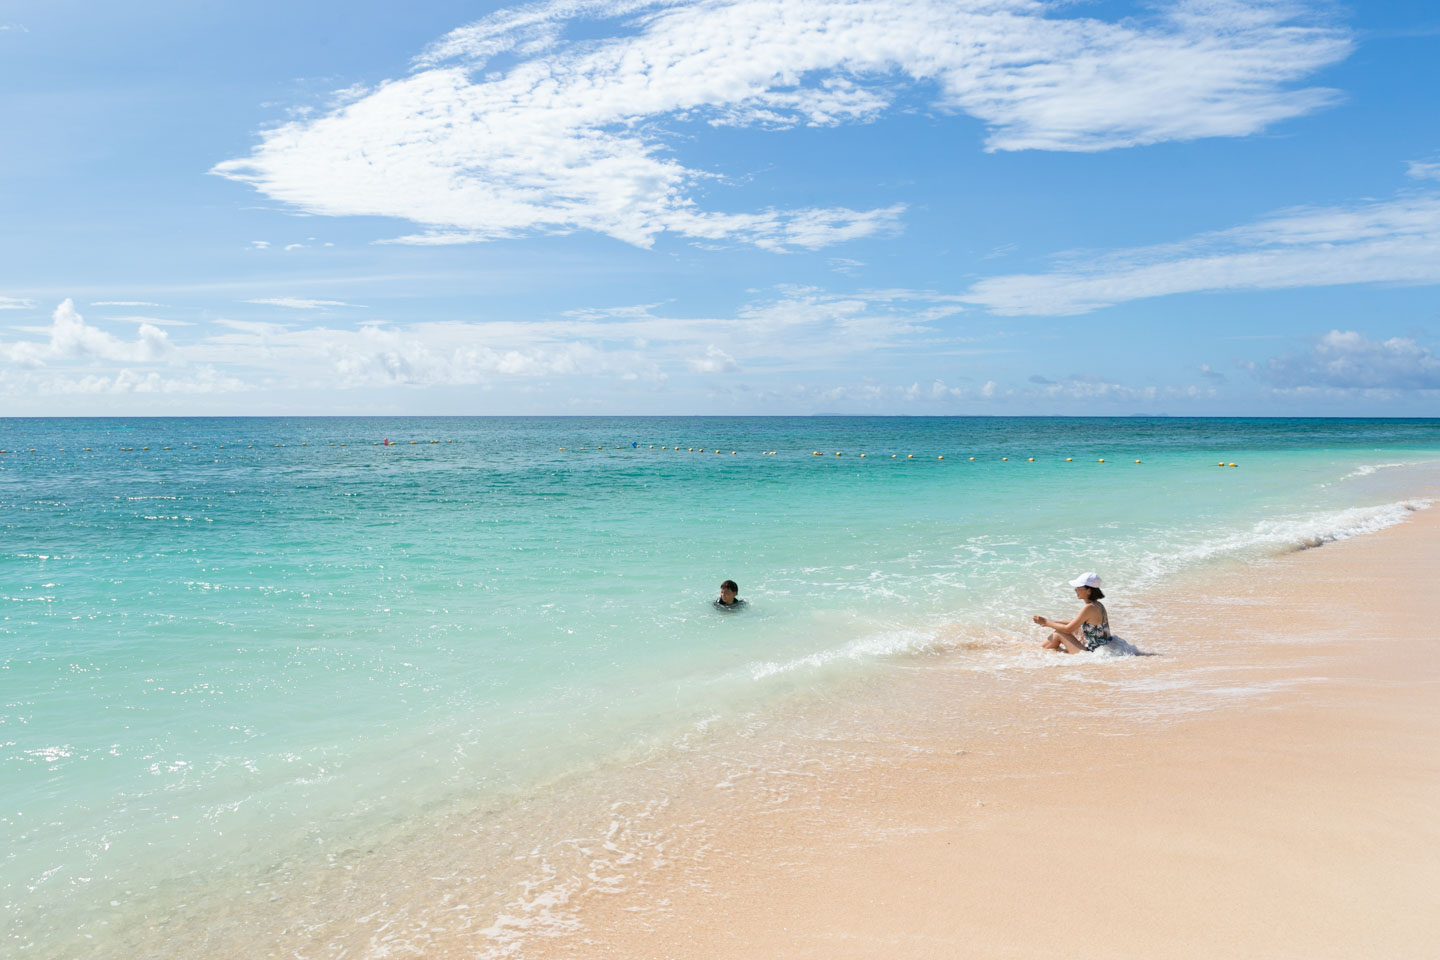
1261,330,1440,391
0,300,174,367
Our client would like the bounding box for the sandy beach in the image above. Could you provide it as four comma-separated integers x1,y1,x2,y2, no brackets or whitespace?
528,492,1440,959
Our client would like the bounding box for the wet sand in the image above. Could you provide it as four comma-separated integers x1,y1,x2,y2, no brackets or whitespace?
531,498,1440,959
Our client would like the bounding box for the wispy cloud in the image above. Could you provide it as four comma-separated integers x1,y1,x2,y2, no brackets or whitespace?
3,368,250,396
0,297,36,310
103,315,195,327
961,191,1440,315
1025,373,1215,404
244,297,366,309
214,0,1348,250
90,300,167,307
1407,160,1440,182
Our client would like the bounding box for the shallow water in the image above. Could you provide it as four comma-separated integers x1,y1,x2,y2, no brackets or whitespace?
3,416,1437,955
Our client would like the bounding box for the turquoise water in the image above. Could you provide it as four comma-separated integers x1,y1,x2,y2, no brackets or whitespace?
3,416,1438,953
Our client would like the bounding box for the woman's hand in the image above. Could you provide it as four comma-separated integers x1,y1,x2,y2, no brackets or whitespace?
1031,614,1046,626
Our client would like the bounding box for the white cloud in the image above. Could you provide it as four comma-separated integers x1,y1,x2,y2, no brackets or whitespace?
103,315,195,327
0,289,973,401
1021,374,1216,404
1407,160,1440,182
214,0,1348,250
186,286,971,388
1261,330,1440,390
3,367,251,396
90,300,166,307
0,300,174,367
962,192,1440,315
688,344,738,373
0,297,36,310
250,240,270,249
244,297,366,309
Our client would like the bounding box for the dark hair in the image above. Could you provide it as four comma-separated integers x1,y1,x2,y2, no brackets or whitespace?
721,580,739,593
1085,586,1105,600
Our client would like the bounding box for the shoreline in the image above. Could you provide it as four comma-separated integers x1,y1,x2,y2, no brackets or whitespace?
521,484,1440,959
26,472,1440,959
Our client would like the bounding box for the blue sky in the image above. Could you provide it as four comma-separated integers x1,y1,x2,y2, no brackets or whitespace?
2,0,1438,415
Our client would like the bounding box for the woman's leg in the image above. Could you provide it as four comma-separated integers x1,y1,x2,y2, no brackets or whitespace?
1043,630,1085,653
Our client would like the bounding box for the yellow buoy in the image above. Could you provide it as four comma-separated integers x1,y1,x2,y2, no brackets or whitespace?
969,457,975,461
891,454,897,458
907,454,914,459
649,445,654,449
1135,459,1141,464
559,447,566,451
813,451,821,456
860,453,866,458
715,449,721,454
1066,457,1073,462
1229,462,1238,467
1098,458,1105,463
938,455,944,460
1028,457,1034,462
1218,461,1225,467
1001,457,1008,461
835,452,842,457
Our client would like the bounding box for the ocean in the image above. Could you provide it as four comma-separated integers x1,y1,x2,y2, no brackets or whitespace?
4,416,1437,957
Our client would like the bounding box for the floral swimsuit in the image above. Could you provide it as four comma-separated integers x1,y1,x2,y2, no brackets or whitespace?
1081,604,1112,651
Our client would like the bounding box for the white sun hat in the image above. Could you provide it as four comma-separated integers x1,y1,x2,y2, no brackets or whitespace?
1068,572,1102,589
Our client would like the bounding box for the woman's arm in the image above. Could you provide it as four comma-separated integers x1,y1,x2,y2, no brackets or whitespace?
1031,603,1095,635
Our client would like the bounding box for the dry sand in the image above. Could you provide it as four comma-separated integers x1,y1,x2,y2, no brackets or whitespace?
532,500,1440,959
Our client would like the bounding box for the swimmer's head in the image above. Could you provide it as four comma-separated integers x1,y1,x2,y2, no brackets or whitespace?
720,580,738,600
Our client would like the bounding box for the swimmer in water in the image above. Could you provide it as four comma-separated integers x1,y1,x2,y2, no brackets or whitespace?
714,579,745,610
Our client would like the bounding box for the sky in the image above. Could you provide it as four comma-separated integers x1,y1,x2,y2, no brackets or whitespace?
1,0,1438,416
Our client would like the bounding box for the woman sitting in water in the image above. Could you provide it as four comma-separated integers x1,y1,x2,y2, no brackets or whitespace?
1033,572,1113,653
